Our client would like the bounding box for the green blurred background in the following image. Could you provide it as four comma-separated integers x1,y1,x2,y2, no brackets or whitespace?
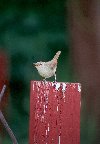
0,0,71,143
0,0,99,144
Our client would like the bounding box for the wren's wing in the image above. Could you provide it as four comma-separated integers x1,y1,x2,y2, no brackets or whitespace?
45,51,61,70
46,59,57,70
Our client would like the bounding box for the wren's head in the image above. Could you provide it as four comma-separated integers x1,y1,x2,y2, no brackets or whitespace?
33,62,43,68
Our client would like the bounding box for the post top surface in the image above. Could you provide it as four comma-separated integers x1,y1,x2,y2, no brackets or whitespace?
31,80,81,85
31,80,81,93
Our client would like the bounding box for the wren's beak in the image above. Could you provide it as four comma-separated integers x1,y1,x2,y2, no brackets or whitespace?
33,62,42,67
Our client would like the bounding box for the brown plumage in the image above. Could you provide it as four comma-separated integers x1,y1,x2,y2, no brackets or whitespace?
33,51,61,81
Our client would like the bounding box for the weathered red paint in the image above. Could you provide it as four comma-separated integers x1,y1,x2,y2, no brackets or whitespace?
0,50,9,108
29,81,81,144
0,50,9,137
0,51,8,90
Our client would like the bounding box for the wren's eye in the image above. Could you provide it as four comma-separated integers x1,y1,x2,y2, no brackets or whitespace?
38,63,42,66
39,63,42,66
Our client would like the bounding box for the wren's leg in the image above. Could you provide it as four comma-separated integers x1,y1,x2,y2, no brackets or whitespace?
54,73,56,82
43,78,46,83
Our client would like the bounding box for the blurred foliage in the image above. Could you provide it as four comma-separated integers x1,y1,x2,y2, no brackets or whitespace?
0,0,97,144
0,0,73,143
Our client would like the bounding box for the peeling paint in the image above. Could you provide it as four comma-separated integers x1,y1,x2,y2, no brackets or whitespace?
41,115,44,122
57,106,59,111
62,83,66,91
58,135,61,144
33,84,34,91
46,129,48,136
48,123,50,131
55,83,61,90
62,83,66,102
78,84,81,92
37,81,41,87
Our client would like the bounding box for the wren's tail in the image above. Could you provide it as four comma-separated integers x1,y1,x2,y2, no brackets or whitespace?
53,51,61,60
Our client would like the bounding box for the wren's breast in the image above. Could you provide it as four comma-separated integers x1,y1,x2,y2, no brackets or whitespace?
37,65,55,78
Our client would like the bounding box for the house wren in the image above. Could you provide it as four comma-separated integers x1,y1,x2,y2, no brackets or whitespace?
33,51,61,81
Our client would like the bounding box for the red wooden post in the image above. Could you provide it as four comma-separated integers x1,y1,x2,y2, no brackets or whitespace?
29,81,81,144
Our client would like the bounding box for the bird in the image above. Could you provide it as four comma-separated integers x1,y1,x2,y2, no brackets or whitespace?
33,51,61,82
